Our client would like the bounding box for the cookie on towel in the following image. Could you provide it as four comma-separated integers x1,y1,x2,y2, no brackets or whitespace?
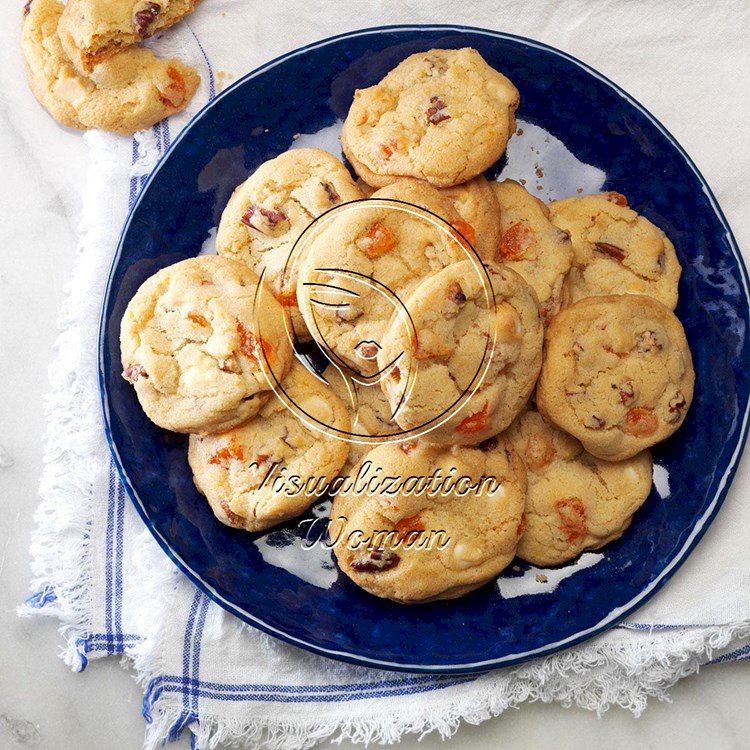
58,0,197,74
22,0,199,134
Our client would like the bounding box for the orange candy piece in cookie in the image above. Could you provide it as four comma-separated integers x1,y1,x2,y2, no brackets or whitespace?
356,220,398,258
157,66,188,108
208,440,244,467
499,221,535,261
624,407,658,437
451,219,476,249
236,321,275,366
276,288,298,308
394,514,425,544
455,403,489,434
188,312,209,327
555,496,588,543
604,191,628,207
524,432,556,470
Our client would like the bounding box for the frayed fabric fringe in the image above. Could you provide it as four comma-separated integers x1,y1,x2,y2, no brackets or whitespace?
132,622,750,750
17,131,126,672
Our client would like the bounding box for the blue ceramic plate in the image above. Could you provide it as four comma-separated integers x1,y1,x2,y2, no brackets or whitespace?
99,26,750,673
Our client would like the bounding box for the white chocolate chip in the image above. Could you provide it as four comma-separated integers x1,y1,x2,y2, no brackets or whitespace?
451,541,486,569
53,73,89,105
298,394,334,425
180,363,217,396
495,303,522,344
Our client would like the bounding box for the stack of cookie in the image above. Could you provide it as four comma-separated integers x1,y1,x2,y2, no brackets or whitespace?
120,47,694,605
21,0,200,134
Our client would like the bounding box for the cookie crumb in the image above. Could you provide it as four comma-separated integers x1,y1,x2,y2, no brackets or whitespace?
216,70,235,92
293,133,300,140
535,573,548,583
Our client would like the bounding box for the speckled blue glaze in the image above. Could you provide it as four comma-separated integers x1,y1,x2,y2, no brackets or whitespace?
99,26,750,673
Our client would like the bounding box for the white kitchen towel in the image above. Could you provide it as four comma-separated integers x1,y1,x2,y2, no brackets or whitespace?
20,3,750,749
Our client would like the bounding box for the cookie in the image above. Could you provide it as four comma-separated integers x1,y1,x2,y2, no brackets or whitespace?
377,260,543,444
296,182,467,378
492,179,574,323
216,149,363,340
504,406,653,566
536,295,694,461
120,255,293,435
22,0,199,134
358,175,502,260
549,192,681,309
341,48,519,188
58,0,196,74
189,361,351,532
330,439,526,603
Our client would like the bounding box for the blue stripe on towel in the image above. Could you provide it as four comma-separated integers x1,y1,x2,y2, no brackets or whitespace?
113,480,126,650
710,643,750,664
104,467,116,641
188,26,216,101
151,675,477,705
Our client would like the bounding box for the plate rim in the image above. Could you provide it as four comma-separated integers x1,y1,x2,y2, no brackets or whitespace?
98,23,750,674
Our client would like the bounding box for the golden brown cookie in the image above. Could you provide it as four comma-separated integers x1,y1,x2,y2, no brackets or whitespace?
296,182,467,378
330,439,526,603
22,0,199,134
58,0,197,74
549,192,681,309
536,295,694,460
120,256,293,434
377,261,543,444
216,149,363,340
492,179,574,323
341,48,519,188
325,365,398,474
504,407,653,566
188,361,350,532
355,175,501,260
439,176,503,260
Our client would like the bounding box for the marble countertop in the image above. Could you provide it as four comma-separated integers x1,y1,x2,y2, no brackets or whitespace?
2,2,749,748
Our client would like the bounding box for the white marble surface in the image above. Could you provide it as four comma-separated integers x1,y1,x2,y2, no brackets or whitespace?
2,2,750,748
